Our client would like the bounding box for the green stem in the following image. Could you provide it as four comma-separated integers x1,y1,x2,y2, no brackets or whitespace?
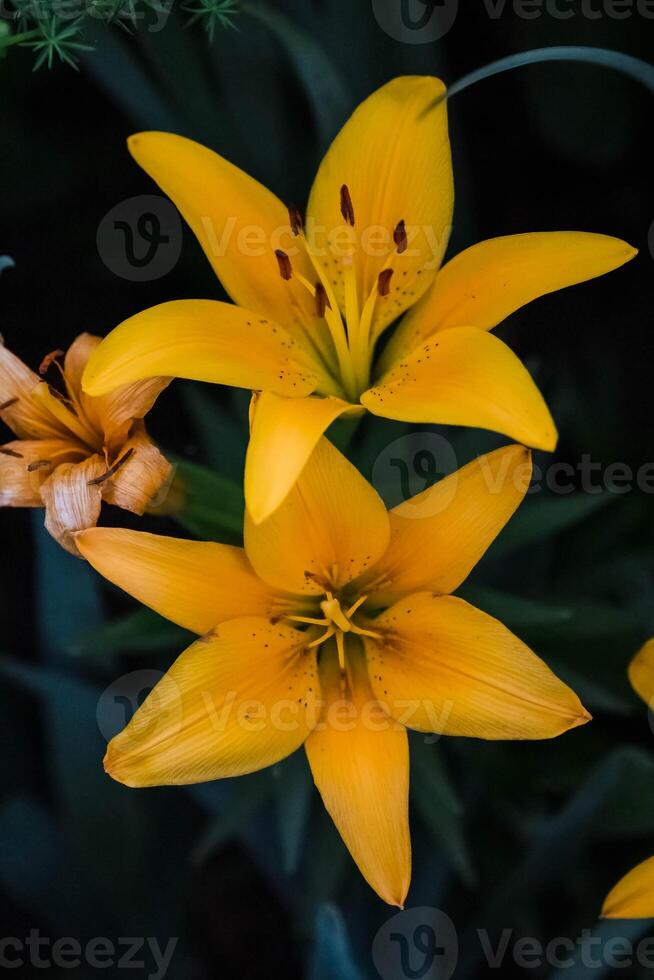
0,28,40,49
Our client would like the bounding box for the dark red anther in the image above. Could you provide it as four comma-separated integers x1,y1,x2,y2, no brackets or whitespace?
314,282,330,318
377,269,394,297
340,184,355,226
0,397,18,411
393,219,408,254
27,458,52,471
275,249,293,281
288,205,304,236
0,446,23,458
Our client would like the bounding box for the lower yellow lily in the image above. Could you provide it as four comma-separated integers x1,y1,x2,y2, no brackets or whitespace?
76,441,590,906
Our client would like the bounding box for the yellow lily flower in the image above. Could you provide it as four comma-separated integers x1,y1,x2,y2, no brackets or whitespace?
76,440,590,906
0,334,171,555
81,75,636,523
601,639,654,918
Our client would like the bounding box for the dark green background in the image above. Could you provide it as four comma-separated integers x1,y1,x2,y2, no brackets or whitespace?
1,1,653,977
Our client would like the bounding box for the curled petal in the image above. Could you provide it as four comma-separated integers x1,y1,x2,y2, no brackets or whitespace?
101,426,173,516
40,455,106,556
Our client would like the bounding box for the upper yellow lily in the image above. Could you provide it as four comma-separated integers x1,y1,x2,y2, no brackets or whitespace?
76,440,589,906
0,333,171,554
602,638,654,919
81,76,636,523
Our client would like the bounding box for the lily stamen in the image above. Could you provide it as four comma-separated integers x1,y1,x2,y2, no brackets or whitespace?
377,268,394,297
0,397,18,411
314,282,329,318
87,447,135,486
1,446,23,458
340,184,355,226
393,219,407,254
27,459,52,471
39,348,65,376
288,204,304,236
274,249,293,281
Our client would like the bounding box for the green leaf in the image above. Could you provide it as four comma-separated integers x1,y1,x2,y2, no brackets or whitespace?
460,585,574,630
491,492,614,558
76,607,191,657
191,771,272,865
244,1,352,143
448,46,654,100
181,382,246,480
309,904,364,980
0,255,15,274
172,457,244,543
272,749,313,875
411,737,475,886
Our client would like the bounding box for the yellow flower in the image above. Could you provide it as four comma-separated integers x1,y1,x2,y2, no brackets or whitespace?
0,333,172,555
81,76,636,523
601,638,654,918
76,440,590,905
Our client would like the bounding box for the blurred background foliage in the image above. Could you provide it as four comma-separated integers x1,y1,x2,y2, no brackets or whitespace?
1,0,653,977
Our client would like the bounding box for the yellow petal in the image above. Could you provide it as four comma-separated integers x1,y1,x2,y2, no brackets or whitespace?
306,76,453,337
362,326,557,452
385,232,637,363
0,439,83,506
602,855,654,919
359,445,531,606
0,340,66,441
245,391,357,524
305,640,410,906
628,638,654,709
100,425,173,515
244,437,390,596
75,527,280,634
128,131,319,339
364,593,590,739
41,455,106,556
82,300,318,398
105,618,319,786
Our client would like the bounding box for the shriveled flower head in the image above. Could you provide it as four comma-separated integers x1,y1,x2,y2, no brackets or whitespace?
81,75,636,523
76,439,590,905
0,334,171,554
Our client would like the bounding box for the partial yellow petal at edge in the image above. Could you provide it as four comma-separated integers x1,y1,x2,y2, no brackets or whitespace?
628,638,654,709
245,391,359,524
602,855,654,919
305,641,411,907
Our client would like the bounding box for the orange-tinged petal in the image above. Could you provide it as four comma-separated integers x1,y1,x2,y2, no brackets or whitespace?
602,855,654,919
385,232,637,363
63,332,171,452
628,638,654,709
100,425,173,515
104,618,320,787
1,438,86,507
0,340,67,440
305,640,410,907
127,131,319,340
75,527,280,634
359,445,531,606
363,326,557,452
307,76,453,338
41,455,106,556
244,437,389,596
82,300,319,399
245,390,358,524
364,593,590,739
